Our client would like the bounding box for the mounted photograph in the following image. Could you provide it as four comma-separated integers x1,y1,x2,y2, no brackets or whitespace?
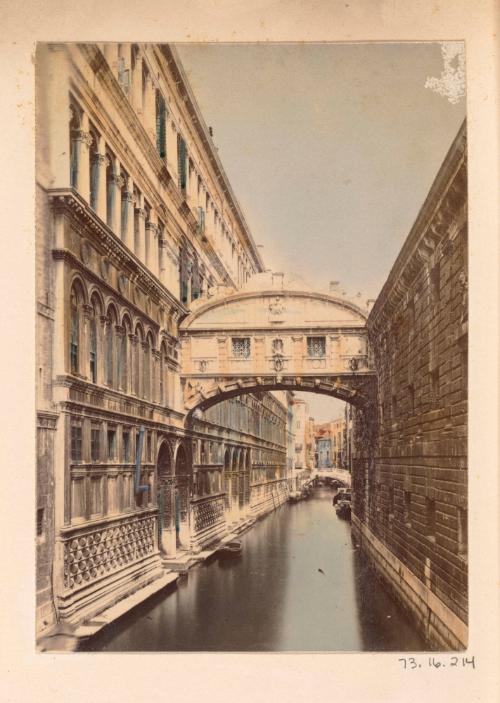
35,41,467,652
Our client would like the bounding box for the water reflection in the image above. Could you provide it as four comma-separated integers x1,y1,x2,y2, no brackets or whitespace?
83,488,427,652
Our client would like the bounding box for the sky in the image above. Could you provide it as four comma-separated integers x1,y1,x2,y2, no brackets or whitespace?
175,42,465,422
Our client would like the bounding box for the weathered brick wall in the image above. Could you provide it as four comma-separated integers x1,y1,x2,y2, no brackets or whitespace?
354,122,468,628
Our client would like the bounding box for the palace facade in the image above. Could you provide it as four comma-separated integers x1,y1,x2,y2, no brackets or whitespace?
36,43,290,637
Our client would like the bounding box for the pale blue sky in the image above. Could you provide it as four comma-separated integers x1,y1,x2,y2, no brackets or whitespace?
175,42,465,421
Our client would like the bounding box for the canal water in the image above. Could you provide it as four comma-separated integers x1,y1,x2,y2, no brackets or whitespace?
83,488,427,652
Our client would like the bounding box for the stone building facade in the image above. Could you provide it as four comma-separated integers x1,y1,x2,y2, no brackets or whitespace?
35,43,289,638
351,121,468,649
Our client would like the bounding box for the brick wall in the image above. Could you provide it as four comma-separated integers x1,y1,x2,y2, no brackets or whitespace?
353,122,468,632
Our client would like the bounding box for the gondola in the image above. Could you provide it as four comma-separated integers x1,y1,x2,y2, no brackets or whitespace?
217,540,243,559
335,500,351,520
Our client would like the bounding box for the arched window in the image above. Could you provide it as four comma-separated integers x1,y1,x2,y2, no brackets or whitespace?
89,296,100,383
69,286,81,374
120,316,131,392
159,341,167,405
134,325,143,397
105,306,117,387
144,332,153,400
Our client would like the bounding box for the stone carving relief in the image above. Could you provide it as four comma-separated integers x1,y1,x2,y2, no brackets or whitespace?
268,296,285,323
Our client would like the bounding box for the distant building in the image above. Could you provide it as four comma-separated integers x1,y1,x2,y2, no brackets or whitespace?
291,398,308,469
313,407,353,471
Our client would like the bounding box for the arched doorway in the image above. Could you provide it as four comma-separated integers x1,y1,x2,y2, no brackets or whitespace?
156,441,174,554
175,443,191,549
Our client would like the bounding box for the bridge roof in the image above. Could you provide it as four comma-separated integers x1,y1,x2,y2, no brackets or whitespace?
181,273,368,332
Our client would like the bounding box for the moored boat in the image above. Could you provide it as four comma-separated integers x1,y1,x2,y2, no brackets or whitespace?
217,540,243,559
335,499,351,520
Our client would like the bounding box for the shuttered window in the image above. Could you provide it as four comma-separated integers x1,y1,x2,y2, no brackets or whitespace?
177,134,187,190
155,91,166,158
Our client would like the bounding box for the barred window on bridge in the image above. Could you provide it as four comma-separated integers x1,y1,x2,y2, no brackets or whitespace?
307,336,326,358
232,337,251,359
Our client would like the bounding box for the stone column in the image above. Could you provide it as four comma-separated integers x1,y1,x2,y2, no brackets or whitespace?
73,111,92,202
108,159,124,235
94,135,108,221
122,175,135,250
146,210,159,277
134,193,146,261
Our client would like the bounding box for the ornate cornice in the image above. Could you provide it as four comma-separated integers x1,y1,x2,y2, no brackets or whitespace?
49,187,187,317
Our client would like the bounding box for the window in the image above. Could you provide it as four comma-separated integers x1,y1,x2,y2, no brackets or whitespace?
119,328,128,391
146,432,152,462
232,337,251,359
89,312,97,383
70,288,79,374
36,507,44,537
90,477,102,516
177,134,187,190
107,428,116,461
71,425,82,462
123,430,130,462
426,498,436,541
144,335,151,399
91,427,101,462
457,507,467,559
307,336,326,358
105,310,117,387
155,90,166,158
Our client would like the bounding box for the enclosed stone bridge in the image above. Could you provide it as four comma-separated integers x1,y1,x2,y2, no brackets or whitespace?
179,273,377,417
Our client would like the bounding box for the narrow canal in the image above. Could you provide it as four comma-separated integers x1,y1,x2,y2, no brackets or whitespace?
83,488,427,651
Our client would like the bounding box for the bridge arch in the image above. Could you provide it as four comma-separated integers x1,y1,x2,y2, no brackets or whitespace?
179,274,377,421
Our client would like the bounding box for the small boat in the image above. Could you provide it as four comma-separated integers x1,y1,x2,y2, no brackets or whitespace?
335,500,351,520
288,491,302,503
217,540,242,559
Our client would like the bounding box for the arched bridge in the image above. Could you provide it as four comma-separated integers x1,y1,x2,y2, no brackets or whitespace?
179,274,377,416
